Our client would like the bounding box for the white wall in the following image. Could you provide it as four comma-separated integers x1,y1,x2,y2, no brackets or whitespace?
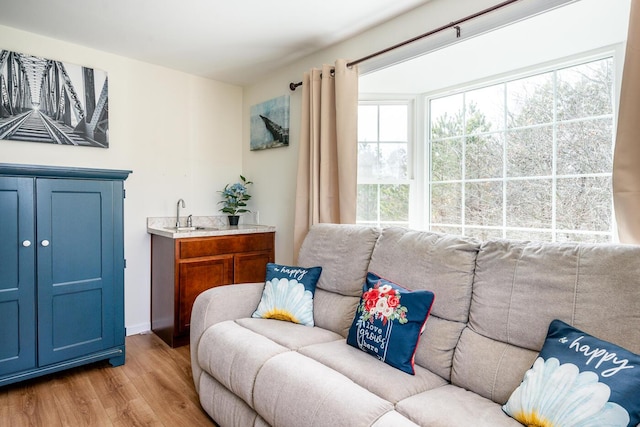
0,25,244,334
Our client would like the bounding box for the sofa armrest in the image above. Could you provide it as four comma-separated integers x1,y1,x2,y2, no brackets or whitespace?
190,282,264,391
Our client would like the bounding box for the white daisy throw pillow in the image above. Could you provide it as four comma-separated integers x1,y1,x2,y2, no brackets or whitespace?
251,263,322,327
503,319,640,427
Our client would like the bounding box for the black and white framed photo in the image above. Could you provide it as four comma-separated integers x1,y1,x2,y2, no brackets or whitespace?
250,95,290,151
0,49,109,148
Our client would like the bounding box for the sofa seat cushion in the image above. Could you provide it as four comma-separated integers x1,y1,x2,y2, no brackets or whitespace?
253,351,394,427
235,317,343,349
396,384,523,427
197,320,291,406
371,411,421,427
299,340,448,403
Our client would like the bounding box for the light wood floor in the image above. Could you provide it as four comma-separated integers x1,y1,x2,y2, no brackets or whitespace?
0,332,216,426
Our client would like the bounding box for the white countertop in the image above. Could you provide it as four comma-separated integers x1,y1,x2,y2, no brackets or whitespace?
147,216,275,239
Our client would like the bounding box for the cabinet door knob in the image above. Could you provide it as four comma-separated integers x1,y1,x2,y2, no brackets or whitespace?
22,240,32,247
41,240,50,247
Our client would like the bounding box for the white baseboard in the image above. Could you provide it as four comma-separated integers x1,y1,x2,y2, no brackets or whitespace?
125,322,151,336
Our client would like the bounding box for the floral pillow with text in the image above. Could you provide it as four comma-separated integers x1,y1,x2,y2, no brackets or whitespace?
346,272,435,374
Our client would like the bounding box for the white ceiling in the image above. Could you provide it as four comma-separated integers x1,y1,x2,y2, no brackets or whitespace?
0,0,431,86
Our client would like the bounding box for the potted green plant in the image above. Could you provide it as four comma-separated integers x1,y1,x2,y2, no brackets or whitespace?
218,175,252,226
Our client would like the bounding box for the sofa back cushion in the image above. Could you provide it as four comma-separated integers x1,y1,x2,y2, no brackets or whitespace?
367,227,480,381
298,224,381,336
453,239,640,404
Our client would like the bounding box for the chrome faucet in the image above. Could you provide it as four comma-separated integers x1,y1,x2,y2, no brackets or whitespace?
176,199,185,228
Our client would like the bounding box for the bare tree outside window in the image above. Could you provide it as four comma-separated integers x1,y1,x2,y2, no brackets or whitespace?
429,57,614,242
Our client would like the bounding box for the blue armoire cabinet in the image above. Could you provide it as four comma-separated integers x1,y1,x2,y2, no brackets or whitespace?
0,163,131,386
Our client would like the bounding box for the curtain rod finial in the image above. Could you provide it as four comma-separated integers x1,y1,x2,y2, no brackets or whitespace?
290,81,302,91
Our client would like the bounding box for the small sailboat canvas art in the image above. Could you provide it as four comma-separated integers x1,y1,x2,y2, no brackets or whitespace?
250,95,290,151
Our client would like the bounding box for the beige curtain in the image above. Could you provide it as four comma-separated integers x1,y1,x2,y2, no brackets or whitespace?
614,0,640,244
293,59,358,260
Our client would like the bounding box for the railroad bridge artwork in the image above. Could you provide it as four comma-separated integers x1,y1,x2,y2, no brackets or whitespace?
0,49,109,148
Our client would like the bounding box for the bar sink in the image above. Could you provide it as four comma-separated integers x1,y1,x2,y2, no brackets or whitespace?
164,226,218,232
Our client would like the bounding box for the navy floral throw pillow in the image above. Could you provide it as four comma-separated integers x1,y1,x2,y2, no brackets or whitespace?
346,272,435,375
503,319,640,427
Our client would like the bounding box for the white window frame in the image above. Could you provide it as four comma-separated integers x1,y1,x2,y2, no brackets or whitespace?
417,46,623,241
358,45,624,241
357,96,416,228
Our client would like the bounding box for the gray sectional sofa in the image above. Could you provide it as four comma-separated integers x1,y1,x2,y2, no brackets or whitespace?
190,224,640,426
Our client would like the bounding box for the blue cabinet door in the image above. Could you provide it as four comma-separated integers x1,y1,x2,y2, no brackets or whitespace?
35,179,117,366
0,177,36,376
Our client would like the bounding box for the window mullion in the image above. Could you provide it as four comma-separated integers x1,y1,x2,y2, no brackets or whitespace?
551,69,558,242
503,82,508,239
461,93,466,236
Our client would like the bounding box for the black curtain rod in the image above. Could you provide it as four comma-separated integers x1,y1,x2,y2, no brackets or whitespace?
289,0,520,91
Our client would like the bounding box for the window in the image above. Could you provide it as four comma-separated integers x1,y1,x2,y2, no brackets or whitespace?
429,57,614,242
357,55,617,243
357,101,412,228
